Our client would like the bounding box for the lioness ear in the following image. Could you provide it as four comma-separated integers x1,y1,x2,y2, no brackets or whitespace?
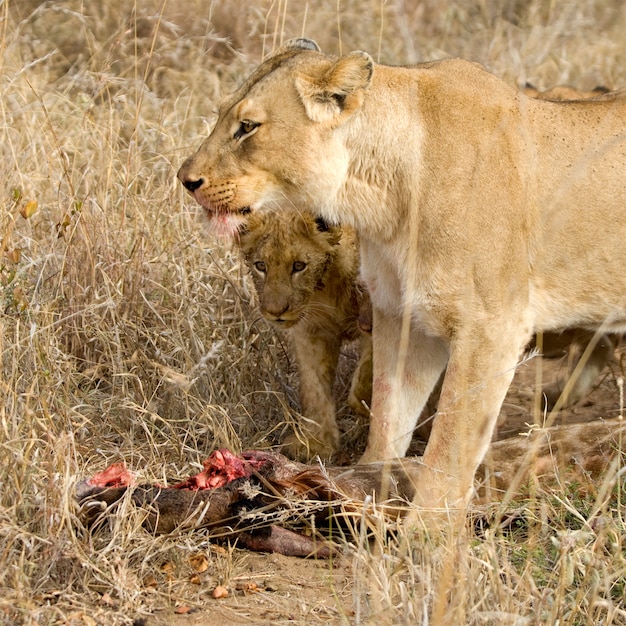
295,51,374,124
275,38,321,54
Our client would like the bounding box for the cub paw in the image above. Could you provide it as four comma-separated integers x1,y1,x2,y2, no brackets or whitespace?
348,388,371,417
282,424,340,462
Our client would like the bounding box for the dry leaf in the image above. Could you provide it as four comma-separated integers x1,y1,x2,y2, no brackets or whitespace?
174,605,191,614
56,213,71,237
189,553,209,573
143,574,158,588
19,200,38,219
212,585,229,599
67,612,97,626
6,248,21,263
100,592,115,606
161,561,176,582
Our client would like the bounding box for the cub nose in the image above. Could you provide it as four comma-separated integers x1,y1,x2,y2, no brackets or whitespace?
181,178,204,192
263,297,290,320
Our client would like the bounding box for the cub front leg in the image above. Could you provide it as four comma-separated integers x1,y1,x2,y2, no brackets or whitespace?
348,332,373,417
286,328,342,460
359,308,448,463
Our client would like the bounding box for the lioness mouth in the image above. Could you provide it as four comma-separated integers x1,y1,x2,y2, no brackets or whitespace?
203,205,251,218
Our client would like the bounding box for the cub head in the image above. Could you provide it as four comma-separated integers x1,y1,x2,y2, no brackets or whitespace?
177,38,373,236
237,210,343,328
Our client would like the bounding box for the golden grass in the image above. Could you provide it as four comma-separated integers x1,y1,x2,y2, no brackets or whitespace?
2,0,626,623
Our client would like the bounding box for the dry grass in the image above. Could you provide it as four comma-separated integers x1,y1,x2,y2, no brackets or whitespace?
2,0,626,623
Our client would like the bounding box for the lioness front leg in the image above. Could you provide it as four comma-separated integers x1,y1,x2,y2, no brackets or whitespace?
360,309,448,463
414,324,530,509
286,330,342,460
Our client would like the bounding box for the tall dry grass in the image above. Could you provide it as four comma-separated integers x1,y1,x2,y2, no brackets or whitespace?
1,0,626,623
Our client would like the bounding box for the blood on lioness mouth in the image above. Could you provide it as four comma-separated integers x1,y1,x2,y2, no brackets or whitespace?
204,205,250,216
204,208,250,239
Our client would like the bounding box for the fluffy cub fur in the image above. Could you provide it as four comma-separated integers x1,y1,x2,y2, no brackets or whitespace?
237,209,372,460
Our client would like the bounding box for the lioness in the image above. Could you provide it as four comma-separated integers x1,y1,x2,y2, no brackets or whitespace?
178,39,626,510
237,209,372,460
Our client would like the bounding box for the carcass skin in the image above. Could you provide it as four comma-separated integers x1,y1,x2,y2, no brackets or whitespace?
77,418,625,556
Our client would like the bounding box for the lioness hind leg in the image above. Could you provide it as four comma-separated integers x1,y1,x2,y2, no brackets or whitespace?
540,331,614,410
348,333,373,417
285,329,342,461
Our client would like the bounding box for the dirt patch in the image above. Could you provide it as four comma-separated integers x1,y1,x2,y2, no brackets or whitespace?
147,552,354,626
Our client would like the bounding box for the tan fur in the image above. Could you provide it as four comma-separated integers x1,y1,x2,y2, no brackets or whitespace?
522,85,620,410
179,39,626,511
237,209,372,460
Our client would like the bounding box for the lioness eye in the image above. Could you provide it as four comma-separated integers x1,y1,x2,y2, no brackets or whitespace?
254,261,266,272
234,120,259,140
292,261,306,273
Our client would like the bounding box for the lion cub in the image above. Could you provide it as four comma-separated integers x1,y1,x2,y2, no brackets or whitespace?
237,210,372,460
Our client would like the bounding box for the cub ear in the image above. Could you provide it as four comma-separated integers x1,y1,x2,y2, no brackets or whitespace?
295,51,374,124
235,222,251,252
314,216,330,232
315,216,342,245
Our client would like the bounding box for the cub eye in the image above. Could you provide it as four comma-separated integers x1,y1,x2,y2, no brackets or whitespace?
292,261,306,273
254,261,266,273
234,120,260,140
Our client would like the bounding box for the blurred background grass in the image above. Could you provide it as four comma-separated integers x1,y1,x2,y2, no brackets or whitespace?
2,1,626,623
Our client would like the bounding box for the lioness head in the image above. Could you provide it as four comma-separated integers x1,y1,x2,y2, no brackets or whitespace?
238,210,343,328
177,38,373,234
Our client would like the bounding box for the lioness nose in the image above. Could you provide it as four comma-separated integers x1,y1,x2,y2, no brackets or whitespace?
181,178,204,192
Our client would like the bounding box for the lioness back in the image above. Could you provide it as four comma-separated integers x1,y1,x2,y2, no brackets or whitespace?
237,209,372,460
